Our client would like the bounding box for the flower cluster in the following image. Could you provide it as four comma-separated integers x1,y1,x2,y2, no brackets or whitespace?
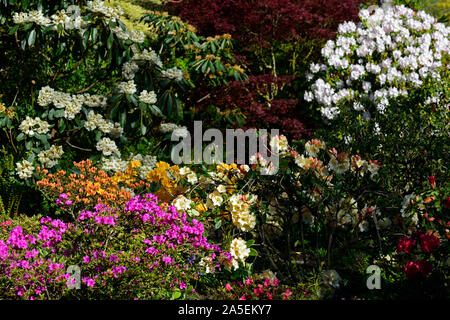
404,260,433,280
0,220,73,299
36,159,147,210
15,160,35,180
37,145,64,169
207,273,310,300
229,238,250,270
397,231,441,255
96,137,120,157
19,116,51,136
228,194,257,232
0,193,231,299
304,5,450,120
146,161,184,203
396,230,441,281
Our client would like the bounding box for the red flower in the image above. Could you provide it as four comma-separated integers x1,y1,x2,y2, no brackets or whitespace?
428,175,436,187
419,233,440,253
397,236,416,254
405,260,433,279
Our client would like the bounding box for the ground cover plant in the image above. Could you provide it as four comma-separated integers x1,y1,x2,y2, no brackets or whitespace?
0,0,448,300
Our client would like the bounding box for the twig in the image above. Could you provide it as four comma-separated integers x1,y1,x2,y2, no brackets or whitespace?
76,80,100,94
11,90,19,107
8,129,18,154
65,139,92,152
196,94,211,103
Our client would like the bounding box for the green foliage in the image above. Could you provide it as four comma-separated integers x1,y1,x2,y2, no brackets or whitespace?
0,148,22,218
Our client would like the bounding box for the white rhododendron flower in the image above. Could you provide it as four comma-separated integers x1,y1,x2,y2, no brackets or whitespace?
138,90,157,105
171,126,189,139
101,156,128,172
161,67,184,81
228,193,257,232
122,61,139,80
186,172,198,184
159,123,179,133
132,48,163,67
63,99,82,120
216,184,226,194
117,80,137,95
304,5,450,120
96,137,120,156
179,167,191,175
37,86,55,107
19,116,51,136
16,160,35,179
37,145,64,169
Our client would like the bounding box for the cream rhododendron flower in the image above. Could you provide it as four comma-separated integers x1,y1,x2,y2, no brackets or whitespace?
172,195,193,212
269,135,289,153
229,238,250,265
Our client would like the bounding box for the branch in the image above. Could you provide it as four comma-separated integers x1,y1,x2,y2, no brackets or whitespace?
76,80,100,94
65,138,92,152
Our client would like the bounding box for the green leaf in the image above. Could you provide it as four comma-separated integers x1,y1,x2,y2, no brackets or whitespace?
140,123,147,135
214,219,221,230
171,290,182,300
107,32,114,49
17,133,25,141
118,20,127,31
48,109,55,120
201,61,208,73
58,119,66,133
249,248,258,257
8,25,19,35
246,239,255,247
119,110,127,128
91,27,98,43
82,29,90,48
27,29,36,46
54,110,65,118
109,94,123,104
127,94,138,106
149,104,162,116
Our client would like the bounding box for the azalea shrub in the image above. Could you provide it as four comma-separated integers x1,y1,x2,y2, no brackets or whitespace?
36,159,150,215
205,274,318,300
0,193,230,299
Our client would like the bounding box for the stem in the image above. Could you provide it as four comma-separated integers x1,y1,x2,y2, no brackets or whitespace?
327,229,334,266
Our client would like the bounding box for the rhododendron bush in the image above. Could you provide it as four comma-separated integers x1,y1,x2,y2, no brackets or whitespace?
0,193,229,299
0,0,448,301
305,5,450,190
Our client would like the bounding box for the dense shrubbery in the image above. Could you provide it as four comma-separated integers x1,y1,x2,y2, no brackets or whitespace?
168,0,372,138
0,193,230,299
0,0,448,300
